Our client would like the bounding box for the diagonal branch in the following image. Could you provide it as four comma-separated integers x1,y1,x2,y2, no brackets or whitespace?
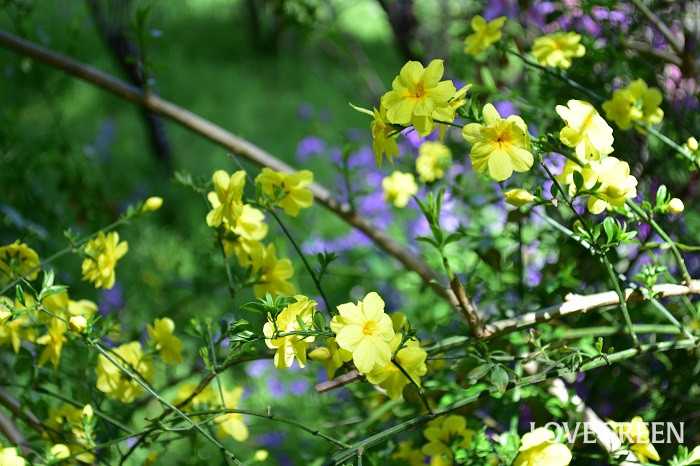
0,29,463,313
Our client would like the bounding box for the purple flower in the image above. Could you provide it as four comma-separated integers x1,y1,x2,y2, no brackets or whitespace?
99,282,124,316
297,102,314,120
245,359,273,378
295,136,326,162
493,101,517,118
256,431,286,448
483,0,519,21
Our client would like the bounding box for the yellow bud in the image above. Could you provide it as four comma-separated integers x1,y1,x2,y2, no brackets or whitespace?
254,450,269,462
144,451,159,466
82,404,94,419
51,444,71,459
504,188,536,207
143,196,163,212
572,220,584,233
0,309,11,325
69,315,88,333
308,347,331,362
688,137,699,151
669,198,684,214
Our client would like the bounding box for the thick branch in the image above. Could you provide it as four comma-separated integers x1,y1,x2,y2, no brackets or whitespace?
0,29,462,312
628,0,683,55
481,280,700,340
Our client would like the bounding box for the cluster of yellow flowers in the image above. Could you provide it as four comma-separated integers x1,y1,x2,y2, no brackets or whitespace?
393,419,572,465
0,283,97,370
81,231,128,290
175,382,248,442
45,403,96,463
327,292,427,399
95,317,183,403
205,168,313,298
0,240,40,281
354,59,469,167
603,78,664,131
554,99,639,213
463,16,585,71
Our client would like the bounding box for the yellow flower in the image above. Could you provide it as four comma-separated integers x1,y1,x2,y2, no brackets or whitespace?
67,299,98,318
627,79,664,128
330,292,395,374
222,204,268,268
366,335,427,399
81,231,128,290
95,341,154,403
381,60,456,136
206,170,246,227
255,168,314,216
531,32,585,69
513,427,572,466
392,441,426,466
602,89,643,130
263,295,316,370
143,196,163,212
0,297,32,353
669,198,684,214
558,157,637,214
687,445,700,463
609,416,660,463
215,386,248,441
147,317,184,367
68,315,87,333
36,318,68,369
505,188,536,207
308,337,352,379
0,240,40,281
464,15,506,56
556,100,614,161
174,382,216,409
422,415,474,463
382,171,418,208
462,103,533,181
0,445,25,466
250,243,295,298
254,450,269,462
371,106,401,167
416,141,452,182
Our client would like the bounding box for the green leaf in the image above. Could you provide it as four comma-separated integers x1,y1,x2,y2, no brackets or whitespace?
296,315,310,332
313,311,326,332
467,363,493,381
15,285,25,306
603,217,615,243
490,365,509,395
572,170,584,193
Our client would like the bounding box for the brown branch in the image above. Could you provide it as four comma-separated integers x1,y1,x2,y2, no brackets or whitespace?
450,275,484,338
628,0,683,55
621,40,683,67
0,29,464,313
0,409,33,457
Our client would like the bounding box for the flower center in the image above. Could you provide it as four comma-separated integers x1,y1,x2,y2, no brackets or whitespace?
405,82,427,100
362,320,378,336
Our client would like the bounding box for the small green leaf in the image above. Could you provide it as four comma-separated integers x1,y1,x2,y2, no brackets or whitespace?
467,363,492,381
490,365,509,395
313,311,326,332
296,315,310,332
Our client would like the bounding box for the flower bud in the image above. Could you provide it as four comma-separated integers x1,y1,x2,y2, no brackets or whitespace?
505,188,536,207
308,347,331,362
254,450,269,462
143,196,163,213
669,198,684,214
69,315,88,333
688,137,699,151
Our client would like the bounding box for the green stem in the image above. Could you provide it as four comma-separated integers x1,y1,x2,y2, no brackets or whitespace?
327,339,700,464
185,409,349,448
539,160,638,346
267,208,334,315
90,342,241,465
601,255,639,348
391,359,435,415
627,201,692,284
